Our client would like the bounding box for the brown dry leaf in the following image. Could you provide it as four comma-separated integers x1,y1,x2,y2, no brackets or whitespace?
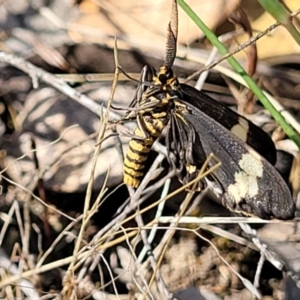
70,0,240,46
290,152,300,198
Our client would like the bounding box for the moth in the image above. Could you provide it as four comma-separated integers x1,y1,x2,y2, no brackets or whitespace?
123,0,295,220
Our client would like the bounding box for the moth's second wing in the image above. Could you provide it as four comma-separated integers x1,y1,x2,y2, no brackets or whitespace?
166,111,207,189
175,99,294,220
181,84,277,165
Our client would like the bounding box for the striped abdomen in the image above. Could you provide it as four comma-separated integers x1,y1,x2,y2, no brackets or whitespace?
124,113,168,188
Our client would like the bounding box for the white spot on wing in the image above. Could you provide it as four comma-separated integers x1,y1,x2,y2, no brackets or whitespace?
231,117,249,142
227,151,263,203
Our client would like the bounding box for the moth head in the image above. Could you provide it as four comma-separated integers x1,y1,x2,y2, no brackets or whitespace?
157,66,174,84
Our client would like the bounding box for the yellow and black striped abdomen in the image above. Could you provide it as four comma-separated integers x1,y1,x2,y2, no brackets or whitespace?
124,113,168,188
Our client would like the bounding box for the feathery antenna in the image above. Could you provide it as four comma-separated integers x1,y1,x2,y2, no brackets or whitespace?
164,0,178,68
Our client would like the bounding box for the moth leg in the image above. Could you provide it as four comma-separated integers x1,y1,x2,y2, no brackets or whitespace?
112,128,125,162
136,114,151,140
